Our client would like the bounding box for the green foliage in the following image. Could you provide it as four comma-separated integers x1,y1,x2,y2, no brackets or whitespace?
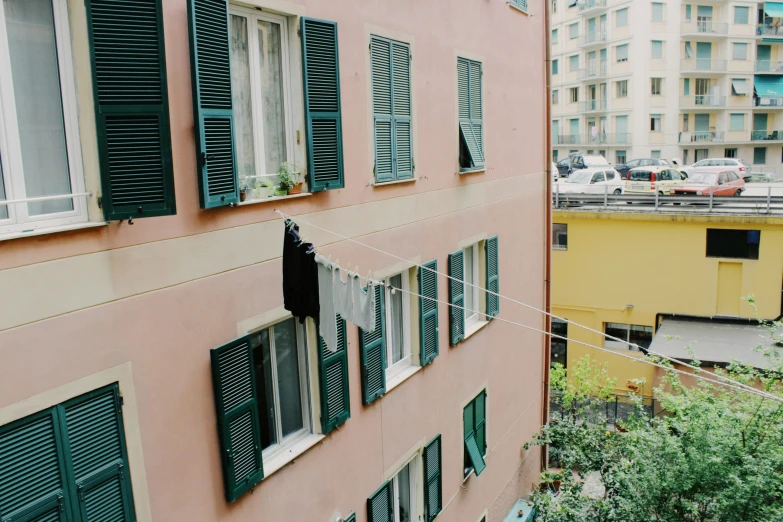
530,318,783,522
277,162,301,191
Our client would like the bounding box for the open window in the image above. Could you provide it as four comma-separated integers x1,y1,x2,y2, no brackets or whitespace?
458,57,484,171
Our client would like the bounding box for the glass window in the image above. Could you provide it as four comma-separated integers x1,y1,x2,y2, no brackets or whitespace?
551,319,568,368
552,28,558,44
734,6,749,24
754,146,767,164
651,114,662,132
728,171,740,181
569,23,578,39
552,59,559,75
651,78,663,95
391,460,416,522
651,40,663,59
732,42,748,61
251,318,309,452
591,172,605,183
616,80,628,97
385,272,412,378
569,87,579,103
651,2,664,21
730,113,745,131
725,148,738,158
616,8,628,27
230,8,291,202
552,89,559,104
706,229,760,259
569,54,579,71
464,244,480,328
616,44,629,62
651,150,661,158
616,150,627,164
604,323,653,351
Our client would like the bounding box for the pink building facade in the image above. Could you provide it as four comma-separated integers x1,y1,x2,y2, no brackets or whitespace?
0,0,549,521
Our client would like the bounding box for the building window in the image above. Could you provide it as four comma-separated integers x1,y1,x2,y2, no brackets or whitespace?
651,78,663,95
371,36,413,183
616,80,628,98
616,7,629,27
552,89,559,105
569,22,578,39
730,113,745,131
695,148,708,161
651,150,661,158
732,42,748,61
569,87,579,103
457,57,484,171
463,390,487,478
731,78,748,96
384,272,413,380
391,460,417,522
569,54,579,71
754,146,767,164
230,7,293,202
552,28,558,44
651,2,664,21
552,59,559,75
604,323,653,351
553,149,559,161
0,384,136,519
551,318,568,368
650,114,662,132
734,6,749,24
463,243,480,329
706,229,760,259
0,0,88,233
651,40,663,59
616,150,627,164
616,44,629,62
725,148,738,158
553,0,557,13
553,223,568,250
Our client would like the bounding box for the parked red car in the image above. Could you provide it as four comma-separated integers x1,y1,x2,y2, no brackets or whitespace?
671,170,745,197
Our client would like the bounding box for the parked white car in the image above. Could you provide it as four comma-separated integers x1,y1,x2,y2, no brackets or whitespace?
622,166,687,195
680,158,751,180
566,154,611,176
557,167,625,194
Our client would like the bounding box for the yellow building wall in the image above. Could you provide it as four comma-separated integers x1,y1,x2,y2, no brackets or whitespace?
552,211,783,397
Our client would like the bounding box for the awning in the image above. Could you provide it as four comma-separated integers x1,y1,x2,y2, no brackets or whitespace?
648,318,776,370
766,1,783,17
732,78,749,95
754,74,783,96
762,38,783,44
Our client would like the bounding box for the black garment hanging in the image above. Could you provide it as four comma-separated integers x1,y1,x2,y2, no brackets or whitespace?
282,220,319,323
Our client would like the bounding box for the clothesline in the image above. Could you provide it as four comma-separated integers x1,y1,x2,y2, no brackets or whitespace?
276,210,780,401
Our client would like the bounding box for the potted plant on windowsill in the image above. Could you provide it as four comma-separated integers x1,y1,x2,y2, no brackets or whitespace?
277,162,303,195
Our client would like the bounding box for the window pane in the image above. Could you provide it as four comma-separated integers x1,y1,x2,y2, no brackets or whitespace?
605,323,629,342
230,15,257,186
396,463,412,522
389,274,405,365
274,318,304,438
4,0,72,216
629,325,653,350
464,248,475,318
258,20,286,176
252,329,277,450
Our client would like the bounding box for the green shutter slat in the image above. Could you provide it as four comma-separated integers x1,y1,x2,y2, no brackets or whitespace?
318,315,351,434
475,390,487,454
210,337,264,502
0,410,68,521
418,260,439,366
448,250,465,345
301,18,344,191
86,0,175,221
188,0,239,208
367,481,393,522
458,58,484,169
423,435,442,522
344,513,356,522
486,236,499,318
359,285,386,405
391,42,413,179
464,433,486,477
63,384,135,521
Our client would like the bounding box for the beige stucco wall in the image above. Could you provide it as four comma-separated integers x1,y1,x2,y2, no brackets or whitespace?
0,0,548,521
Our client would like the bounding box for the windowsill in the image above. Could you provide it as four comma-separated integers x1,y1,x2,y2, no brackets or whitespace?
371,177,417,187
236,192,312,207
507,3,529,15
385,364,421,393
0,221,107,242
464,319,490,341
262,433,325,478
463,469,475,484
459,167,486,175
553,246,567,251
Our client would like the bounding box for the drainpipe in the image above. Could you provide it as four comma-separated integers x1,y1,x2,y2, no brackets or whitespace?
541,0,553,472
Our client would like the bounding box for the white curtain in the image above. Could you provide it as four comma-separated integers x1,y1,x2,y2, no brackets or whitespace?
230,15,256,183
257,21,286,176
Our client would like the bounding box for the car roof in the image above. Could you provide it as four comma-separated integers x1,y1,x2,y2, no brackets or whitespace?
628,165,671,172
572,166,616,173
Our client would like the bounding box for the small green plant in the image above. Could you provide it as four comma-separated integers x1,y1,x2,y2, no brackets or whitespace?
276,162,301,192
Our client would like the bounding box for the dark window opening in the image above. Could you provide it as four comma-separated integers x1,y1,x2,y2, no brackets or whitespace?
706,229,760,259
553,223,568,249
459,130,473,169
551,319,568,368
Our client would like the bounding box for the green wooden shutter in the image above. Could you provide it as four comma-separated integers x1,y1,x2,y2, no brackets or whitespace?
458,58,484,169
86,0,175,221
63,384,135,521
210,337,264,502
367,481,393,522
485,236,499,318
391,41,413,179
360,285,386,404
423,435,442,522
0,409,71,522
318,315,350,434
463,392,487,477
464,432,486,476
448,250,465,345
475,390,487,454
301,18,344,192
345,513,356,522
188,0,239,208
419,260,439,365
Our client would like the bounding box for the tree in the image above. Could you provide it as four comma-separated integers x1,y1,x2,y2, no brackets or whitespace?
528,317,783,522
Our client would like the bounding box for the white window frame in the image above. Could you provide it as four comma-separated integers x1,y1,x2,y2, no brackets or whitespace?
228,5,295,187
464,244,480,329
0,0,87,235
391,457,419,522
257,318,313,463
384,272,413,382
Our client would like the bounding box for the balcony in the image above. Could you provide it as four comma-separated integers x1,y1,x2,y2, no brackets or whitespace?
554,135,582,145
680,58,727,73
755,61,783,73
757,24,783,38
679,94,727,109
579,31,609,48
678,131,725,144
579,99,608,112
577,0,608,14
579,60,608,80
680,21,729,37
754,96,783,107
751,130,783,141
586,132,632,145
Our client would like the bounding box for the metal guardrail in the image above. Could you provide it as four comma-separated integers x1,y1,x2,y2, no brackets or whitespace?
680,58,728,72
578,0,607,12
755,60,783,73
681,21,729,35
579,31,609,46
757,24,783,37
679,94,726,108
549,391,656,424
751,130,783,141
755,96,783,107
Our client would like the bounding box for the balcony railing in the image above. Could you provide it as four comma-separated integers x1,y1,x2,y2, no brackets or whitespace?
681,21,729,35
755,61,783,73
757,24,783,37
680,58,727,72
579,31,609,46
579,60,608,79
579,99,608,112
751,130,783,141
679,94,726,107
577,0,607,12
754,96,783,107
554,135,582,145
679,131,725,143
553,133,631,145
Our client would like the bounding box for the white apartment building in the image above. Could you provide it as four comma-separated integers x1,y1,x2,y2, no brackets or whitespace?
551,0,783,175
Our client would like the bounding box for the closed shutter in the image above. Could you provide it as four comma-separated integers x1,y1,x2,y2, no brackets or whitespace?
210,337,264,502
423,435,442,522
359,285,386,404
458,58,484,169
371,37,413,182
448,250,465,345
0,410,70,521
510,0,528,12
367,481,393,522
318,315,350,434
86,0,175,221
301,18,344,191
419,260,439,365
485,236,499,318
188,0,239,208
64,384,135,521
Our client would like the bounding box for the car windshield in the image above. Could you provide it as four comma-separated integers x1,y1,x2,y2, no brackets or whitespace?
689,172,717,184
629,170,653,181
567,171,592,183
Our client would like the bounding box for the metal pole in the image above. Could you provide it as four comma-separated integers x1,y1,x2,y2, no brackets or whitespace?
768,185,772,214
655,189,659,210
555,181,560,207
709,184,714,211
604,182,608,208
